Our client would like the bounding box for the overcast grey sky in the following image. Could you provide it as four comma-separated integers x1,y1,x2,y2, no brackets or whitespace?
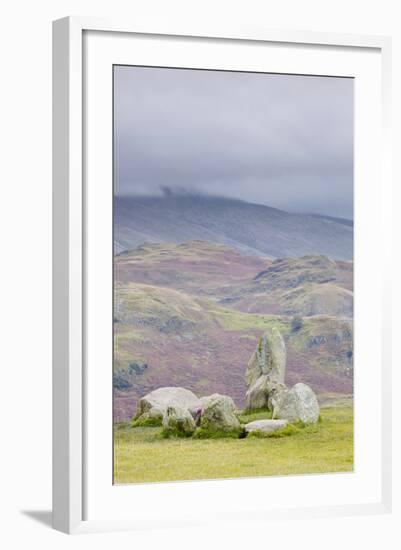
114,65,353,219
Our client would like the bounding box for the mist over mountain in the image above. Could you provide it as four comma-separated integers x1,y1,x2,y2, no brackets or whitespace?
114,194,353,260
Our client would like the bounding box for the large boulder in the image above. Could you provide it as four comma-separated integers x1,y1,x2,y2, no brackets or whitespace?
162,405,196,436
244,419,288,434
246,327,286,388
273,383,320,424
134,387,201,424
245,375,286,411
200,393,241,432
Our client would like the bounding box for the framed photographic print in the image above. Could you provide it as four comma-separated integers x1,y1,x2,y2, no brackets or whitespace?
52,17,392,534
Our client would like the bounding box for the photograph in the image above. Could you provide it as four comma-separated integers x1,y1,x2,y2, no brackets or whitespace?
0,1,394,543
112,65,354,484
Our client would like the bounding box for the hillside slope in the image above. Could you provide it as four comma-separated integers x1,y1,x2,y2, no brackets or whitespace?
114,242,353,421
115,243,353,317
115,241,272,296
224,255,353,317
114,284,353,421
114,195,353,260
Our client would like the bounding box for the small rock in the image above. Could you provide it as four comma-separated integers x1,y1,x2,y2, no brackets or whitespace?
162,405,196,436
273,383,320,424
244,419,288,434
200,393,241,432
199,393,234,409
292,383,320,424
245,375,286,410
272,389,297,422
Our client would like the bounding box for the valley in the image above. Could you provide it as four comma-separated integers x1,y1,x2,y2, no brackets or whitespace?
113,241,353,421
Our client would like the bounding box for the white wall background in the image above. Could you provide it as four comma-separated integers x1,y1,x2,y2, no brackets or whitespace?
0,1,399,548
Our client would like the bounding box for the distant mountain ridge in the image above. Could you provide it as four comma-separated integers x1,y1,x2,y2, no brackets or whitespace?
308,213,354,227
114,195,353,260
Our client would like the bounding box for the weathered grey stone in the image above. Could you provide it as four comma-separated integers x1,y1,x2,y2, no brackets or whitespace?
267,381,288,412
199,393,235,409
272,388,297,422
245,375,286,411
135,386,201,423
200,393,241,432
246,327,286,389
162,405,196,436
292,383,320,424
246,375,269,410
273,383,320,424
244,419,288,434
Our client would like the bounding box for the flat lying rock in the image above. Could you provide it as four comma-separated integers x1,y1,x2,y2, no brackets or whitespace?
244,419,288,434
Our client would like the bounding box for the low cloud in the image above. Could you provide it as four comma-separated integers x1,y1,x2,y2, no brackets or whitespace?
114,66,353,219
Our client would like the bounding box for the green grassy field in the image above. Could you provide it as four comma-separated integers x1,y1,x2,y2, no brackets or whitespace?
113,405,353,484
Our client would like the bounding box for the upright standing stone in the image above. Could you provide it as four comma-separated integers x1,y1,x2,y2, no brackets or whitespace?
245,327,287,410
246,327,286,388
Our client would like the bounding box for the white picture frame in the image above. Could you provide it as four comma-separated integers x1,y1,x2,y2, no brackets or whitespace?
52,16,392,534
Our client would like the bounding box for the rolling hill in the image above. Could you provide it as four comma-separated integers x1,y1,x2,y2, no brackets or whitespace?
115,242,353,317
222,255,353,317
113,241,353,421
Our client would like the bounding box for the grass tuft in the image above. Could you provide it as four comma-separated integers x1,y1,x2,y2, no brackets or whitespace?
131,414,163,428
192,427,243,439
160,428,194,439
